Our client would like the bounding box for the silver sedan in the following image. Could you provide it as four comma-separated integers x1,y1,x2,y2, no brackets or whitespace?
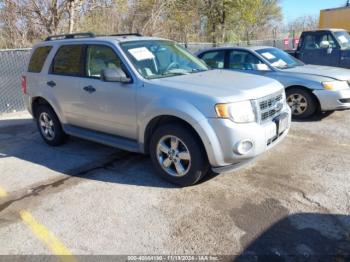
196,46,350,118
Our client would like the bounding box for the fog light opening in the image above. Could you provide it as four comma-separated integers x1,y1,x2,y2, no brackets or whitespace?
235,140,254,155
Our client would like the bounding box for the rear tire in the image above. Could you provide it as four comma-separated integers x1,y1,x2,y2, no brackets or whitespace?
286,88,317,119
150,124,209,187
36,105,68,146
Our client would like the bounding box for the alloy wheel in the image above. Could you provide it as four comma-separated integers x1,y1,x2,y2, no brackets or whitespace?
156,135,191,177
39,112,55,140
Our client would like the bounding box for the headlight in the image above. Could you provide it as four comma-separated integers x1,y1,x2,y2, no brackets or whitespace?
215,101,256,123
322,81,349,91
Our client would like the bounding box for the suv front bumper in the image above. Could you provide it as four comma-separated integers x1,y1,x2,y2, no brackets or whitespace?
313,89,350,111
200,108,291,169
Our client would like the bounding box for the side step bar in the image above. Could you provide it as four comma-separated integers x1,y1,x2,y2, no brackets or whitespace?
63,124,140,153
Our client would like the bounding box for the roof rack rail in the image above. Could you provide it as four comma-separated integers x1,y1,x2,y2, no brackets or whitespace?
108,33,142,37
45,32,96,41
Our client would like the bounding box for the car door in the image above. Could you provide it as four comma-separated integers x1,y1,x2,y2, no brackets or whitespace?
78,44,137,139
47,44,87,126
198,50,227,69
227,50,271,77
300,32,341,66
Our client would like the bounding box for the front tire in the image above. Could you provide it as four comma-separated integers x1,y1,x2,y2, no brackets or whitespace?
150,124,209,187
36,105,68,146
286,88,317,119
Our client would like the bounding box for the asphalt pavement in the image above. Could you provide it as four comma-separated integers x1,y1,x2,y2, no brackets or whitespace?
0,110,349,260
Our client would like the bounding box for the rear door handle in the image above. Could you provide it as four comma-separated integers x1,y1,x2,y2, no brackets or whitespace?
47,81,56,87
83,85,96,93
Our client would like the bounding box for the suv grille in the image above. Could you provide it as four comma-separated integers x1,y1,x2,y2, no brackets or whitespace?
256,91,284,123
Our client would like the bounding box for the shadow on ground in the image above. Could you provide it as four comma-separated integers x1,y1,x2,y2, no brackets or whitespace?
292,111,335,123
0,118,176,188
235,212,350,261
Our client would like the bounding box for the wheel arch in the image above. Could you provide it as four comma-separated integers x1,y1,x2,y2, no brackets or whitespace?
31,97,53,118
143,115,205,155
31,96,65,123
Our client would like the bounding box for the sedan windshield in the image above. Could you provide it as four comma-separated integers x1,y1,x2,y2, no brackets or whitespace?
334,31,350,49
120,40,208,79
257,48,304,69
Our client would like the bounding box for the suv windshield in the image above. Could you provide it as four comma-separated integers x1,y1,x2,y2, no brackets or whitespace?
120,40,208,79
334,31,350,49
257,48,304,69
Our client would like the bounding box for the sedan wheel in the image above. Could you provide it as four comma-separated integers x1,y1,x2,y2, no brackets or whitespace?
286,88,317,119
287,93,308,116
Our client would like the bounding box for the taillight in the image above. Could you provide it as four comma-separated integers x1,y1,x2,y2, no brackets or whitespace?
21,75,27,94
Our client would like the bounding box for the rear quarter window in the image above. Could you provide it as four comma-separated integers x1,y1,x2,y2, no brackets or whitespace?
28,46,52,73
51,45,84,76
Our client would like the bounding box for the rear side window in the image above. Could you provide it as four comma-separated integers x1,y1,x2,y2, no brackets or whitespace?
200,51,225,69
28,46,52,73
51,45,84,76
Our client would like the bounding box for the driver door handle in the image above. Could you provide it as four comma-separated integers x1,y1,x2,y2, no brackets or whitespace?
83,85,96,94
47,81,56,88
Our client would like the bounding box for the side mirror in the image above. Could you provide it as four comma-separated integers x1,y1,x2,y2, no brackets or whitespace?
101,68,131,83
319,40,330,49
327,47,333,54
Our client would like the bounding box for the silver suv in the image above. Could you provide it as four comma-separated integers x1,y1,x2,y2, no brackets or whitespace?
22,32,291,186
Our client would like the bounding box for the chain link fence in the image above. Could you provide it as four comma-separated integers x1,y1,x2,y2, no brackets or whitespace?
0,48,31,114
184,39,296,53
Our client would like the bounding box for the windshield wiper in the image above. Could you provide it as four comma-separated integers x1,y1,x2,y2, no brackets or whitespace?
191,68,207,73
162,71,189,76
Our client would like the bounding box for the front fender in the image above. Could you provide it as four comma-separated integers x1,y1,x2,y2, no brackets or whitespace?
138,98,225,167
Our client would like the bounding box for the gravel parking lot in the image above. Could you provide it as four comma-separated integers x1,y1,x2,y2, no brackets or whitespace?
0,111,349,260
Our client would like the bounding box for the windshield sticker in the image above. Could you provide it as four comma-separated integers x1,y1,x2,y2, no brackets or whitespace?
128,47,155,61
256,64,269,70
272,59,287,67
261,52,276,60
338,35,349,44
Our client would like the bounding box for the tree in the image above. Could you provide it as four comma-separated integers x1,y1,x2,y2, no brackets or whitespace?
0,0,284,48
287,15,319,36
232,0,282,42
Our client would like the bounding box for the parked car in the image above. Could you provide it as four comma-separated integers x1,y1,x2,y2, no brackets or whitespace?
23,32,291,186
286,29,350,69
196,46,350,119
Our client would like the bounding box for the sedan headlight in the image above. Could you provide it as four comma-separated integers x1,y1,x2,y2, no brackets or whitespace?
215,101,256,123
322,81,349,91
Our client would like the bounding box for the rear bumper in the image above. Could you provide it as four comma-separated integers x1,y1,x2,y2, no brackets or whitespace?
313,89,350,111
23,94,33,116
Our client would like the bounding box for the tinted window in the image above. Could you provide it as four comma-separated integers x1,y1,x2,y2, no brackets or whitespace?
200,51,225,69
52,45,83,76
303,33,337,49
28,46,52,73
86,45,124,78
229,50,264,70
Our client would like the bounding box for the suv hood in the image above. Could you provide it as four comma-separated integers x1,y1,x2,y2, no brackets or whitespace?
283,64,350,81
150,70,283,102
